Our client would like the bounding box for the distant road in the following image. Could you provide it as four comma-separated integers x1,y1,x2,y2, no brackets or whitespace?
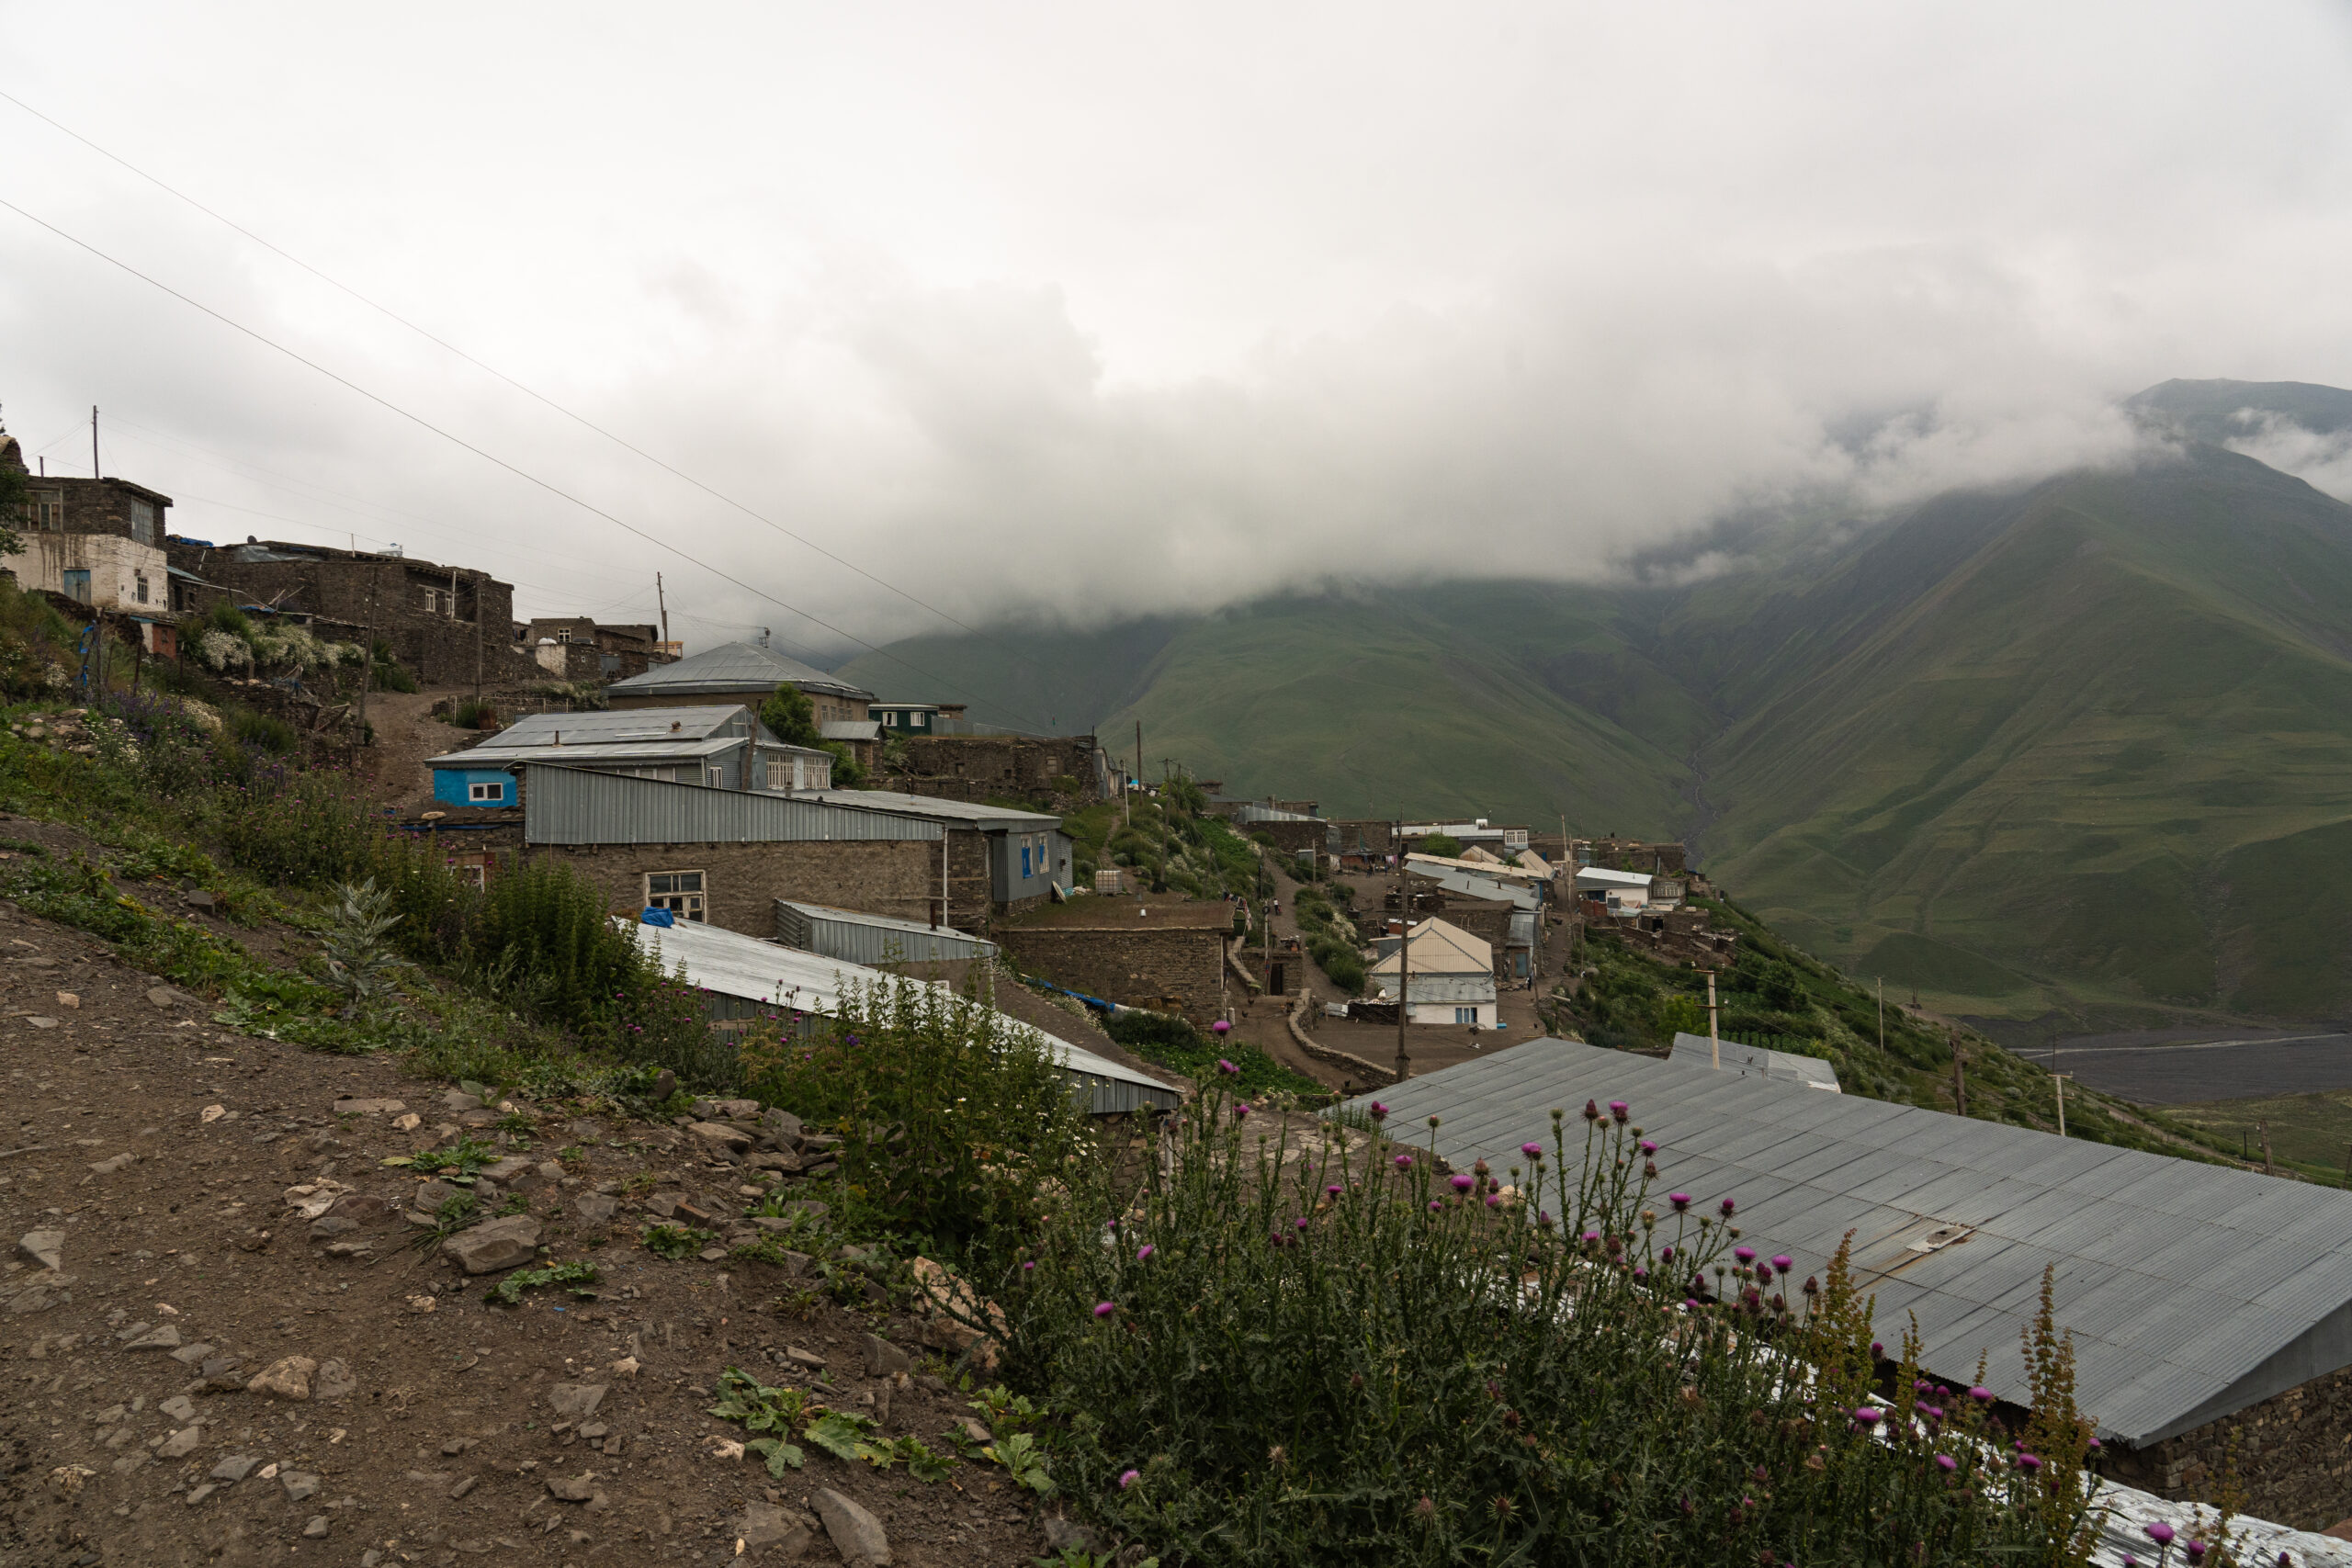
2042,1028,2352,1104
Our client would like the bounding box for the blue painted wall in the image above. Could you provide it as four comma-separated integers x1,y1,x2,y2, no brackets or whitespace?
433,768,514,807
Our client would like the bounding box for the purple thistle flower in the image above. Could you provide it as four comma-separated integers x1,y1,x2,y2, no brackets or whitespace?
2018,1453,2042,1472
1427,1201,1443,1213
1369,1101,1390,1122
1136,1244,1155,1261
1683,1298,1701,1310
1853,1407,1882,1426
1233,1101,1251,1121
1451,1174,1476,1192
1754,1263,1773,1283
1583,1229,1601,1245
1325,1183,1341,1197
1734,1246,1756,1264
1719,1197,1736,1217
1217,1057,1238,1075
1668,1192,1691,1211
1486,1194,1500,1209
1093,1301,1115,1319
1119,1468,1140,1488
1394,1154,1413,1169
1633,1266,1647,1280
1969,1386,1994,1403
1771,1255,1792,1272
1870,1341,1884,1359
2146,1522,2176,1545
1023,1260,1036,1272
1638,1139,1657,1154
1583,1100,1601,1122
1295,1216,1308,1230
1609,1100,1629,1122
2088,1438,2102,1450
1936,1453,1957,1472
1659,1245,1674,1262
1520,1142,1544,1159
2184,1544,2206,1564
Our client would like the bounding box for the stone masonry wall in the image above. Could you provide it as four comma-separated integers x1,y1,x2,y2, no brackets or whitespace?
2104,1362,2352,1531
1247,818,1332,857
896,734,1102,804
996,925,1226,1021
169,547,532,686
526,839,938,941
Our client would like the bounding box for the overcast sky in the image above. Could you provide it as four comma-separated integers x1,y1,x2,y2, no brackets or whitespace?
5,2,2352,667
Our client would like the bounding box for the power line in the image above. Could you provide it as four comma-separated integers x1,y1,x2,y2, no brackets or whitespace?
0,192,1046,724
0,87,1054,688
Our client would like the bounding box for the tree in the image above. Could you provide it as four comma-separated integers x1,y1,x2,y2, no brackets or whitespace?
758,682,868,788
1420,831,1463,859
0,457,24,559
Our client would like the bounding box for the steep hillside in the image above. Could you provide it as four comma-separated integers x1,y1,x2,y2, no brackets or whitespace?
841,403,2352,1025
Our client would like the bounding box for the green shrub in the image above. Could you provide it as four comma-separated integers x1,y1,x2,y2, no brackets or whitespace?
742,974,1096,1261
1099,1009,1321,1100
230,708,299,755
1419,831,1462,858
1003,1093,2098,1566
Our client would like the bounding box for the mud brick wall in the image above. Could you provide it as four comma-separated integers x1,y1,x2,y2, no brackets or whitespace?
997,925,1225,1021
898,734,1102,803
1246,818,1331,857
526,838,939,940
2104,1361,2352,1530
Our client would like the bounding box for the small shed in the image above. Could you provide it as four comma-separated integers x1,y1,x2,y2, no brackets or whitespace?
774,898,1000,966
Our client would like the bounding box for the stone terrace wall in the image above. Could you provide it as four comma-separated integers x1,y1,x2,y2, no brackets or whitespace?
526,839,938,940
997,924,1226,1021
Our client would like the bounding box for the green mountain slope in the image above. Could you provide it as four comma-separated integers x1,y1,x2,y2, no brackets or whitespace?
840,392,2352,1025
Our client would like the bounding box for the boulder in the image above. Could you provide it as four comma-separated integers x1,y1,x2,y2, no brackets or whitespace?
247,1356,317,1400
862,1334,911,1378
546,1382,607,1420
686,1122,753,1157
733,1501,815,1557
440,1214,542,1274
814,1488,891,1565
17,1229,63,1271
572,1192,617,1227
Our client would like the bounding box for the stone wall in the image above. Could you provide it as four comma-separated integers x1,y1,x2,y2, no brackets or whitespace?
524,838,939,940
892,734,1102,805
996,924,1226,1021
23,476,171,544
1246,818,1332,857
2104,1362,2352,1531
1328,818,1397,856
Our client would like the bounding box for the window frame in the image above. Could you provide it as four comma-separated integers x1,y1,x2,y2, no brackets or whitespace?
467,780,505,804
645,869,707,922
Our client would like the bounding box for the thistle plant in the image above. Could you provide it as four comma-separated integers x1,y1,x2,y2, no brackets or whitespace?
1001,1081,2100,1566
318,877,409,1017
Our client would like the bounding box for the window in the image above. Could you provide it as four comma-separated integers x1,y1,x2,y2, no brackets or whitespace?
133,571,150,605
418,586,440,615
704,764,724,787
1455,1007,1478,1025
129,498,156,545
468,780,504,804
646,870,706,922
27,490,63,530
555,627,572,643
883,710,899,727
765,759,786,791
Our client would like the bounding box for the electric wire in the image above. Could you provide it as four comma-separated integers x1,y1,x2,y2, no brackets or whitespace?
0,192,1046,724
0,87,1052,685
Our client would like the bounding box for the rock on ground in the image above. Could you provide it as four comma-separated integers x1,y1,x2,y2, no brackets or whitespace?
815,1486,892,1565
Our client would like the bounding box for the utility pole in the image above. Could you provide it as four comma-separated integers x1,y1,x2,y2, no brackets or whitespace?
656,572,669,653
1705,969,1720,1068
1951,1032,1967,1118
1394,817,1411,1083
1134,720,1143,804
472,571,483,705
1876,976,1884,1055
2261,1122,2275,1177
357,576,377,741
91,406,99,479
2052,1072,2071,1137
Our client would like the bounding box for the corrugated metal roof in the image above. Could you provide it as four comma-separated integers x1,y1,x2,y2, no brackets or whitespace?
630,916,1176,1114
524,765,941,845
1332,1037,2352,1447
1236,802,1323,824
1669,1032,1841,1092
495,706,751,744
431,738,737,769
792,788,1062,829
774,898,999,965
607,641,873,700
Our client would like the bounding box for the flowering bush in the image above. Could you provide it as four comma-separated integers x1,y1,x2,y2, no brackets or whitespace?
1001,1088,2099,1566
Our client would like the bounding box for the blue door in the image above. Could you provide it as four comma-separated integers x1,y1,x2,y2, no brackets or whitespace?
62,570,90,604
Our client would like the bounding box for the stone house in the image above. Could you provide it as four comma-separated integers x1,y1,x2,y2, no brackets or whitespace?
605,641,873,726
163,536,533,687
0,424,172,613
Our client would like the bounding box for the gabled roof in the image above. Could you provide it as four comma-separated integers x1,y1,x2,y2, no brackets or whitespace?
1368,917,1491,976
606,640,874,701
1336,1037,2352,1447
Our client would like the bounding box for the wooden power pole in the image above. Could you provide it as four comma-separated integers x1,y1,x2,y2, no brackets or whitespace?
656,571,669,652
1951,1032,1967,1118
472,571,484,705
1394,818,1411,1083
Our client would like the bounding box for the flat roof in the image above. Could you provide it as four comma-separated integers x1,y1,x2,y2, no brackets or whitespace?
795,788,1063,829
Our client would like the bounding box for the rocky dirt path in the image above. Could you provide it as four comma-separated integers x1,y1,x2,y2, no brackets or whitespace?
359,689,462,809
0,909,1099,1568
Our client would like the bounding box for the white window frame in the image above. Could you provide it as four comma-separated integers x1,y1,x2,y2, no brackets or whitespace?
133,571,150,605
468,780,504,804
645,870,707,922
1455,1007,1477,1025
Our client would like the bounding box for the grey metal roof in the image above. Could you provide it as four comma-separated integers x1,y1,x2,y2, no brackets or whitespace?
1669,1032,1842,1091
524,765,942,845
430,738,737,769
820,720,881,741
1332,1037,2352,1448
775,898,999,965
793,788,1063,830
493,706,752,745
1237,802,1323,824
606,641,873,701
1415,863,1542,910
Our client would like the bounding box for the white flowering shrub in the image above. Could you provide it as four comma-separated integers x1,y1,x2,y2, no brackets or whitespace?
195,630,252,674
